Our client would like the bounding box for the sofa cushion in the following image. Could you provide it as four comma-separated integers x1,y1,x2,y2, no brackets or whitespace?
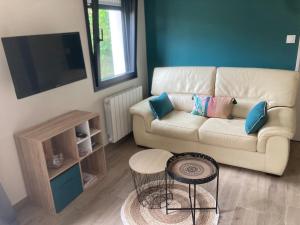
168,93,194,112
232,98,260,118
151,111,207,142
199,118,257,152
215,67,299,108
151,67,216,96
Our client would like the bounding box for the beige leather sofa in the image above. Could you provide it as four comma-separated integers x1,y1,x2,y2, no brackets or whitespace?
130,67,299,175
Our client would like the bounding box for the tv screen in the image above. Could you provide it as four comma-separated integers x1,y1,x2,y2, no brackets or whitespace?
2,32,87,99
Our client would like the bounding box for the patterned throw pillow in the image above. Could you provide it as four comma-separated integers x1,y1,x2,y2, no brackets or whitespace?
191,96,210,116
191,95,236,119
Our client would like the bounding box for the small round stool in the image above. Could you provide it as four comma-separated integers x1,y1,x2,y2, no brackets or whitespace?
129,149,173,208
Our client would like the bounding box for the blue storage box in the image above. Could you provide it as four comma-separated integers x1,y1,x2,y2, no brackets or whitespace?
50,164,83,213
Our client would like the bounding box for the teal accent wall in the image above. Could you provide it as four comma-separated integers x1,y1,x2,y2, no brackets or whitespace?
145,0,300,90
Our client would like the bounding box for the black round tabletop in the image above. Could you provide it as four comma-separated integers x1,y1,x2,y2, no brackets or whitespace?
166,152,219,184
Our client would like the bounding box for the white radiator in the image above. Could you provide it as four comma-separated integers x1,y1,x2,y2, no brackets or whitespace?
104,86,143,143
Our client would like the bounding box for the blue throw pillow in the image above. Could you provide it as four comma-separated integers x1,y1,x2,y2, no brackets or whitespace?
245,101,268,134
149,92,174,119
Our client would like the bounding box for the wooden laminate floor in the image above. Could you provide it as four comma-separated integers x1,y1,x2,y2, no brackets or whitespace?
16,137,300,225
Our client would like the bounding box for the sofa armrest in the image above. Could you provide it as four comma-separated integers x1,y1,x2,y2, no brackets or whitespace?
130,97,155,132
257,107,295,153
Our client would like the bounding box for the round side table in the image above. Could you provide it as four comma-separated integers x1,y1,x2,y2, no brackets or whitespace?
129,149,173,209
165,152,219,225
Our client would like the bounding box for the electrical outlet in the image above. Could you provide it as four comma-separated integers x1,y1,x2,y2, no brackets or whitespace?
286,35,296,44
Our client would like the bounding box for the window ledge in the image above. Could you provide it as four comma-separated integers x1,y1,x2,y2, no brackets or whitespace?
93,72,137,91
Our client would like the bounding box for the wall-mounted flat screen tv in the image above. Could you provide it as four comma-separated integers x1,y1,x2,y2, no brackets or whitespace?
2,32,87,99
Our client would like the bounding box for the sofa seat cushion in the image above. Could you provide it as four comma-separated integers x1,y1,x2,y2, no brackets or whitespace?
198,118,257,152
151,111,207,142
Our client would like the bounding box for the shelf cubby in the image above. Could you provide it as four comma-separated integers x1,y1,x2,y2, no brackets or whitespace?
75,121,90,144
89,117,101,137
15,110,107,213
80,150,106,189
78,138,92,159
43,128,78,179
90,128,101,137
91,133,103,152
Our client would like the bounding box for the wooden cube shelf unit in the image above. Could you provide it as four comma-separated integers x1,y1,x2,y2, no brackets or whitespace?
15,110,107,213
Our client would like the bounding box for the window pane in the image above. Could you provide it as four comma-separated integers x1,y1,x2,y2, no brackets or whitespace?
84,0,137,90
99,9,126,81
87,8,94,51
99,0,121,7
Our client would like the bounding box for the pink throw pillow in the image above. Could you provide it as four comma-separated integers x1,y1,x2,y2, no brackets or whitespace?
207,96,236,119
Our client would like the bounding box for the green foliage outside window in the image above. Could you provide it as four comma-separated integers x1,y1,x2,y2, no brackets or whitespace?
88,8,114,80
99,9,114,79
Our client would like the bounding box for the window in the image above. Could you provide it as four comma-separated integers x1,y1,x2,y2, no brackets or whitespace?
83,0,137,90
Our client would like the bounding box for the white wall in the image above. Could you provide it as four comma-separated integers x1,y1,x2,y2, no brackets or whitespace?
0,0,148,204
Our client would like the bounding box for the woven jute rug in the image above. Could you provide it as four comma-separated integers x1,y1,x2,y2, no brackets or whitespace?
121,183,219,225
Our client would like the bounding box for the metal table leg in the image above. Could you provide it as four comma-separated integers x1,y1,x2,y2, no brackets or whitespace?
216,169,219,214
165,170,168,215
165,170,219,225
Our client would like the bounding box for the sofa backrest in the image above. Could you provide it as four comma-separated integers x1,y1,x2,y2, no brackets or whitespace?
151,67,217,112
151,66,299,116
215,67,299,117
151,67,217,96
216,67,299,107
